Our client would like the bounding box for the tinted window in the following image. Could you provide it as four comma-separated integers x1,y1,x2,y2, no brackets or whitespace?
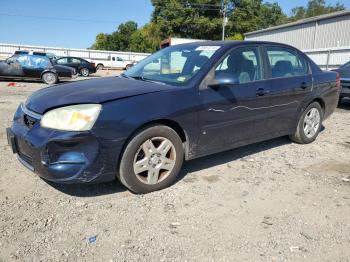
125,44,220,85
56,58,68,64
216,46,262,84
117,57,123,61
267,47,308,78
17,55,49,68
70,58,81,64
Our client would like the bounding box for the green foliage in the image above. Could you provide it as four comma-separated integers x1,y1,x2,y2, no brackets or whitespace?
290,0,345,21
91,0,346,53
226,33,244,40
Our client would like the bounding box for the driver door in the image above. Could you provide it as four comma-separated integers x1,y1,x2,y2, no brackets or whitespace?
197,46,273,156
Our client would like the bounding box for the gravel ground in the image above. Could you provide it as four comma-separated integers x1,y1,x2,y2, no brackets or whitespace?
0,75,350,262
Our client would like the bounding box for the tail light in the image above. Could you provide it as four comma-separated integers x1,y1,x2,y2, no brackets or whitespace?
336,72,341,92
91,63,95,67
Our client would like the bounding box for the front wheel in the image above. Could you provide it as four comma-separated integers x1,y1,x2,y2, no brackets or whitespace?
42,72,58,85
289,102,323,144
118,125,184,194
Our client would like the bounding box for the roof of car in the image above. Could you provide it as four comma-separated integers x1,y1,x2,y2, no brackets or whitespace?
174,40,302,52
175,40,297,49
57,56,87,60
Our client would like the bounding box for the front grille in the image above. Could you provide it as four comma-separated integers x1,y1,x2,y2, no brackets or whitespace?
23,114,38,129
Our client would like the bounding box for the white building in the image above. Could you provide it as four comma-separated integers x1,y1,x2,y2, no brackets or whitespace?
245,10,350,69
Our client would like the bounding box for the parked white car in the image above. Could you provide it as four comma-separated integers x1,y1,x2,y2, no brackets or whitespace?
93,56,133,70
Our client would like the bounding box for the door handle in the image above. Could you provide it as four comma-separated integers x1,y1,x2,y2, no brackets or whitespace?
300,82,309,89
256,88,268,96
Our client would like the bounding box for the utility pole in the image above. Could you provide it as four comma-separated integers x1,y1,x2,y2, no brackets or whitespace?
221,0,228,40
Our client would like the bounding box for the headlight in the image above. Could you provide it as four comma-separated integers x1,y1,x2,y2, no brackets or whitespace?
41,104,101,131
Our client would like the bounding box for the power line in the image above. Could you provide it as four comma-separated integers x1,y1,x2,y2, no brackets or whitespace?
0,13,122,24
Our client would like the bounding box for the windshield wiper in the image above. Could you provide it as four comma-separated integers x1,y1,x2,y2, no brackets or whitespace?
120,73,133,79
121,74,166,85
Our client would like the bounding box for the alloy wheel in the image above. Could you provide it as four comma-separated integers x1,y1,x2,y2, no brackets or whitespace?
43,72,56,85
133,137,176,185
303,108,321,138
81,68,89,76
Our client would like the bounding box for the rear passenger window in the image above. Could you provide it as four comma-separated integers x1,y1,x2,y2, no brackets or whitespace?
267,47,308,78
56,58,68,64
216,46,262,84
70,58,81,64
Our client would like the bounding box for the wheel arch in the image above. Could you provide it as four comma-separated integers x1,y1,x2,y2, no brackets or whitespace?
118,119,190,169
312,97,325,114
292,96,326,134
40,69,57,79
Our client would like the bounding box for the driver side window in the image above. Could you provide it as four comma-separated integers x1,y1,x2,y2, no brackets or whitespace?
216,47,262,84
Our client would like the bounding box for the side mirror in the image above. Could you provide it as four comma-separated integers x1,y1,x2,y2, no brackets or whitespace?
208,71,239,88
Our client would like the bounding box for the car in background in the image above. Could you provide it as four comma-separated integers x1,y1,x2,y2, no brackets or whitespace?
14,50,57,60
54,57,96,77
7,41,339,193
0,52,77,84
332,61,350,102
93,55,133,70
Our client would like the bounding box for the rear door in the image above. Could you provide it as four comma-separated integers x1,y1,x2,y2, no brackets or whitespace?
17,54,48,78
264,45,312,133
68,57,82,71
197,45,273,155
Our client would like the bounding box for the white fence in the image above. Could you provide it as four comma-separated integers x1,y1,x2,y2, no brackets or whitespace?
0,43,151,62
1,42,349,70
303,46,350,70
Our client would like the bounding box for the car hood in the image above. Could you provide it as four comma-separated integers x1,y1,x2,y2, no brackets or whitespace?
25,76,175,114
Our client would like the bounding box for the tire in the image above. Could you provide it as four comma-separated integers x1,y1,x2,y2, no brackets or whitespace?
96,64,104,70
42,72,58,85
125,64,131,70
289,102,323,144
80,67,89,77
338,97,342,106
118,125,184,194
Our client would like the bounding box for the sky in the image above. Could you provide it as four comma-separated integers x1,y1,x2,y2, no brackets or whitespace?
0,0,349,49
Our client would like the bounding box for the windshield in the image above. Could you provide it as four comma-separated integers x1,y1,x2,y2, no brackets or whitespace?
124,44,221,85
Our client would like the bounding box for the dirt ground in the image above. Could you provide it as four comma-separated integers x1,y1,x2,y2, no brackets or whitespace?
0,74,350,262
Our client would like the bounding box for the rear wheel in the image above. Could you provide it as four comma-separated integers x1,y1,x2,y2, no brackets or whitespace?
80,67,89,77
96,64,104,70
289,102,323,144
42,72,58,85
118,125,184,194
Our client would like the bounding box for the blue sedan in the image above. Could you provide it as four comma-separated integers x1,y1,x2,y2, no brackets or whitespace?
7,41,339,193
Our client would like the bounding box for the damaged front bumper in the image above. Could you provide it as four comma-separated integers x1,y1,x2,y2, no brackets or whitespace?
7,104,123,183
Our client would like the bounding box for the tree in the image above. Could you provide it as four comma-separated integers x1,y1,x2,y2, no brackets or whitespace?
227,0,287,38
90,0,346,52
151,0,223,40
289,0,345,21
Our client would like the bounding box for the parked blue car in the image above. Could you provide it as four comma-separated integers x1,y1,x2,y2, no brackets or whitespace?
7,41,339,193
